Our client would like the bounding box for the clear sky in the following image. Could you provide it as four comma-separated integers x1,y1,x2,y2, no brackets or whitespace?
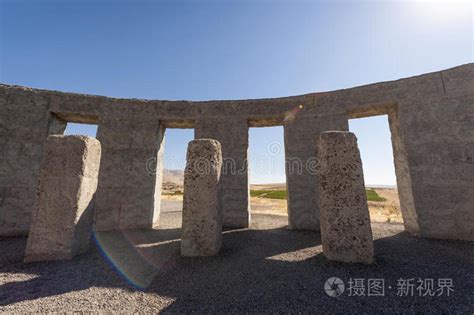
1,0,472,185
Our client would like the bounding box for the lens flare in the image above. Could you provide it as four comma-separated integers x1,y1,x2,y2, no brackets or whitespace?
93,229,180,289
283,105,303,123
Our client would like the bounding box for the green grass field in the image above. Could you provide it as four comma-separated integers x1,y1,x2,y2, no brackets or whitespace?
250,190,287,200
250,188,386,202
365,189,386,202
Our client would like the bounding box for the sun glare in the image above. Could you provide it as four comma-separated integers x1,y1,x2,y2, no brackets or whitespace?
411,1,472,23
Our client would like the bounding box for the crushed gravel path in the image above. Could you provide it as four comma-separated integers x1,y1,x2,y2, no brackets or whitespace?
1,207,473,313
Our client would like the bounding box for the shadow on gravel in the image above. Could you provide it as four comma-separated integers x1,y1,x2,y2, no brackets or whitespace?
149,228,474,313
0,228,183,306
1,220,474,313
0,235,125,306
0,225,319,307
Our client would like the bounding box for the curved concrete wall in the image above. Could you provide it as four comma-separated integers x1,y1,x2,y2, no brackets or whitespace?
1,63,473,240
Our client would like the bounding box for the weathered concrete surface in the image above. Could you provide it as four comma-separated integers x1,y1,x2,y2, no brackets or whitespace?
94,112,165,231
24,135,101,262
284,113,348,230
181,139,223,256
195,118,250,228
317,131,374,264
1,63,473,240
0,87,67,236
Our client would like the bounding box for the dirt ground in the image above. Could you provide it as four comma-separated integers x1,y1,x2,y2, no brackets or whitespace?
368,188,403,224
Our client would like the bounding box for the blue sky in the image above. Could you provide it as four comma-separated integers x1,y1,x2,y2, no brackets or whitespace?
1,0,472,185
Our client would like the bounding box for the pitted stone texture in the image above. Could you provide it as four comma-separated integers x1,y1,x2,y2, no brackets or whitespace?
284,113,348,231
195,118,250,228
181,139,223,256
0,86,66,236
24,135,101,262
1,63,474,240
317,131,374,264
94,120,165,231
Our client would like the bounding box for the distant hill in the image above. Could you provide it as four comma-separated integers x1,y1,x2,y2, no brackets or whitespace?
163,169,184,186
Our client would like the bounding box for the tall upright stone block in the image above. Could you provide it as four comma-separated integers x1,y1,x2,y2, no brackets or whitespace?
316,131,374,264
24,135,101,262
284,114,348,230
181,139,223,256
0,86,66,236
95,117,165,231
386,109,419,235
195,118,250,228
396,95,474,241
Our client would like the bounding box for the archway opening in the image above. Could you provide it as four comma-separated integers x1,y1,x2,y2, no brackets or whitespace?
64,122,98,138
349,115,403,228
248,126,288,225
159,127,194,228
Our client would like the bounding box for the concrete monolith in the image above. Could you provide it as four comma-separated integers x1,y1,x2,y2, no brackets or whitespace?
181,139,223,256
24,135,101,262
317,131,374,264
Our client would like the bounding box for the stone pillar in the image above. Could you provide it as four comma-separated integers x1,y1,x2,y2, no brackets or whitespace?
284,114,348,230
387,109,419,235
316,131,374,264
395,96,474,241
95,118,165,231
181,139,223,256
24,136,101,262
195,118,250,228
0,86,66,236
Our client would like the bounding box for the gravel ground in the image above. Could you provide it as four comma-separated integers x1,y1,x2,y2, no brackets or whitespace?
1,206,473,313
